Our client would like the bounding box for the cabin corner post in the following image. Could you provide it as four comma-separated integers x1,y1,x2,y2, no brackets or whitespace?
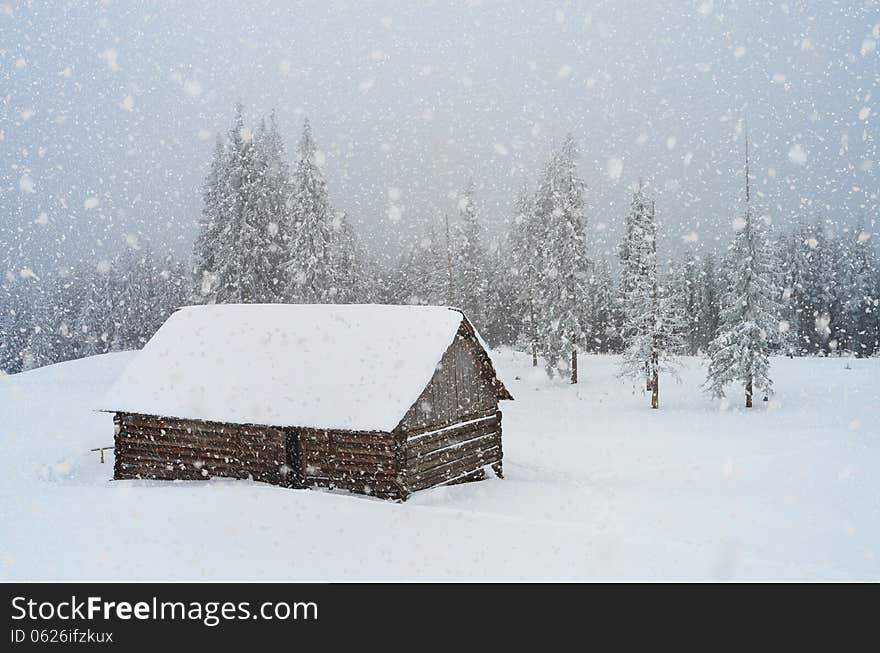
112,412,123,481
491,409,504,479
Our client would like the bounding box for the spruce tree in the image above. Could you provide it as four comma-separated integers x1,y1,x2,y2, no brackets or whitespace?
452,181,487,326
192,136,227,302
210,104,261,303
482,238,522,347
286,119,337,303
531,135,592,383
330,211,367,303
619,186,683,408
695,253,721,353
538,135,591,383
705,134,782,407
839,226,877,356
509,182,542,365
586,258,619,353
245,114,291,303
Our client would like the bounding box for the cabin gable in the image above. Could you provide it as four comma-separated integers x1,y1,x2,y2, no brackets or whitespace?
397,323,501,433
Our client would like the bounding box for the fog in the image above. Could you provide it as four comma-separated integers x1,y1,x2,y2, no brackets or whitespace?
2,0,877,272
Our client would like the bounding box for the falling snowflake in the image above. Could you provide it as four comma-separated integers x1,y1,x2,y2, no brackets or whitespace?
788,144,807,165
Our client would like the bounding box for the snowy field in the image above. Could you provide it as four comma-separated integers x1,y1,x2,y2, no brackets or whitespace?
1,350,878,582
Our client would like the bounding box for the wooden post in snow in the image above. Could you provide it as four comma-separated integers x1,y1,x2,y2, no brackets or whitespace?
650,352,659,409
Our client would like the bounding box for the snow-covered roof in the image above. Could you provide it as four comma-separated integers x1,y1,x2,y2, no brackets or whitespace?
102,303,504,432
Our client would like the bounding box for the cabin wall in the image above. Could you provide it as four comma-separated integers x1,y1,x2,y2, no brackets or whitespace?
114,413,292,486
297,428,403,500
402,409,503,493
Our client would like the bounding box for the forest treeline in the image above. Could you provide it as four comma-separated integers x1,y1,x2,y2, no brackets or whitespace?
2,107,879,392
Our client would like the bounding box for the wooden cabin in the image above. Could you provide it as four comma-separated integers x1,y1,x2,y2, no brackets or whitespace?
102,304,512,500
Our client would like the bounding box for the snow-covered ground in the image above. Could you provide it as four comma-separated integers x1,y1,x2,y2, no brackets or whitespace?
1,349,878,581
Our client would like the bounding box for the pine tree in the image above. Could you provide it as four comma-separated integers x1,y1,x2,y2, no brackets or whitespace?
330,211,367,303
285,119,338,303
537,135,591,383
618,180,649,311
669,251,701,354
0,273,33,373
22,281,58,370
194,105,295,305
508,182,542,365
695,253,721,353
210,104,261,303
619,186,683,408
452,181,487,326
705,133,782,407
778,224,811,355
192,135,227,302
482,238,522,347
839,227,878,356
245,114,292,303
585,258,619,353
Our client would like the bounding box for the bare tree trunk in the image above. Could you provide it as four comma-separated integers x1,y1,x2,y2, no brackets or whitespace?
745,376,753,408
531,343,538,368
571,349,578,384
650,352,659,409
645,360,651,391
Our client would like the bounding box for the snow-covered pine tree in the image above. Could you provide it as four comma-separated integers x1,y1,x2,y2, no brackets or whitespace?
330,211,367,303
619,186,683,408
209,104,263,304
74,261,115,358
838,226,878,356
261,110,294,256
695,253,721,353
22,280,59,370
618,180,648,313
481,237,522,347
537,135,591,383
585,258,619,353
452,181,487,327
778,223,812,355
669,251,701,354
705,133,782,407
0,272,34,373
194,106,294,305
796,220,847,354
285,119,337,303
245,114,292,303
108,249,144,351
109,249,187,351
619,181,653,390
872,255,880,356
192,135,227,302
384,246,419,305
508,182,542,365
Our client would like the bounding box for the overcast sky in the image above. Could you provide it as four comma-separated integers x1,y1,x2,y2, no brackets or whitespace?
2,0,878,273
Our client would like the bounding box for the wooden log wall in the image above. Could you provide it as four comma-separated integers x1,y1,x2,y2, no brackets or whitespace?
402,408,503,493
297,428,403,500
114,412,292,487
